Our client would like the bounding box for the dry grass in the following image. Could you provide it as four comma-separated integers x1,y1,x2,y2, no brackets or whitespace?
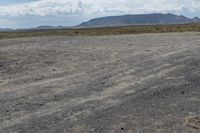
0,23,200,39
185,115,200,129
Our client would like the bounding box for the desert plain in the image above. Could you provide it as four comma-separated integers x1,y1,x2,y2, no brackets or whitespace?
0,32,200,133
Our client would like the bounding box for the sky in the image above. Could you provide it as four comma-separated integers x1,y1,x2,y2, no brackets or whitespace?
0,0,200,28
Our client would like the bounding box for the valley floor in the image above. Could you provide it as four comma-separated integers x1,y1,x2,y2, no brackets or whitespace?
0,32,200,133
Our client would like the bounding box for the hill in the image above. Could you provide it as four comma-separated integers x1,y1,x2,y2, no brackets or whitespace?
78,13,200,27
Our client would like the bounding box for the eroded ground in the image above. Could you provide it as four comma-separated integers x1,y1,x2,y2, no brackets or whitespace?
0,33,200,133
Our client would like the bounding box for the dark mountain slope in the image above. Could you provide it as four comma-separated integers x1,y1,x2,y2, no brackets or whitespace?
78,13,200,27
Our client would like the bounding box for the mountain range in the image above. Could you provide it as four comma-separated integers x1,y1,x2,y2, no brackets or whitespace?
78,13,200,27
0,13,200,31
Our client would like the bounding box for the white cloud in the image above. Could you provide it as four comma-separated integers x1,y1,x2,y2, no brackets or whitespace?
0,0,200,17
0,0,83,16
0,0,200,28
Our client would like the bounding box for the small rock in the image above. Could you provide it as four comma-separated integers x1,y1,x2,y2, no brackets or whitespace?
90,128,95,132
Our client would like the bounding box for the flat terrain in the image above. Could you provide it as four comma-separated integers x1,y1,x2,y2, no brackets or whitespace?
0,33,200,133
1,23,200,39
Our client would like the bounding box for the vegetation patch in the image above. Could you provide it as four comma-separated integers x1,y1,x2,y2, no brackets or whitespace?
0,23,200,39
186,115,200,129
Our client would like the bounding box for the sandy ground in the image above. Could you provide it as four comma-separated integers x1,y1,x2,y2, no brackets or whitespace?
0,32,200,133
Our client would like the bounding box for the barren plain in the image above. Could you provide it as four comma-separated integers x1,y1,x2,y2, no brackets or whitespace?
0,32,200,133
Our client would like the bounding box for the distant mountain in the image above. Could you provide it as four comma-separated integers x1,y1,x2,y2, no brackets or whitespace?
78,13,200,27
0,28,14,32
0,26,70,32
192,17,200,23
33,25,69,30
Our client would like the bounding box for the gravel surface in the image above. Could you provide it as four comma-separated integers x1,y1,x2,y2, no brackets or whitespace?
0,32,200,133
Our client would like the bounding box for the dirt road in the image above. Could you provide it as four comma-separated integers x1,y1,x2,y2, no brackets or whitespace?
0,33,200,133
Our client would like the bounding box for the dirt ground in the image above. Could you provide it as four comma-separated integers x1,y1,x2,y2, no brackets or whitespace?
0,32,200,133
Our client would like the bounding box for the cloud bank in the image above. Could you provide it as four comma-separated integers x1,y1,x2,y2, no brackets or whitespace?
0,0,200,17
0,0,200,28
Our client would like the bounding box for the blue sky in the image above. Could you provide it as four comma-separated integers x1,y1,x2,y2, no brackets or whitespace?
0,0,37,5
0,0,200,28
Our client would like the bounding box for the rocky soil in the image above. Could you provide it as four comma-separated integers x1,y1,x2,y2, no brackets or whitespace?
0,32,200,133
